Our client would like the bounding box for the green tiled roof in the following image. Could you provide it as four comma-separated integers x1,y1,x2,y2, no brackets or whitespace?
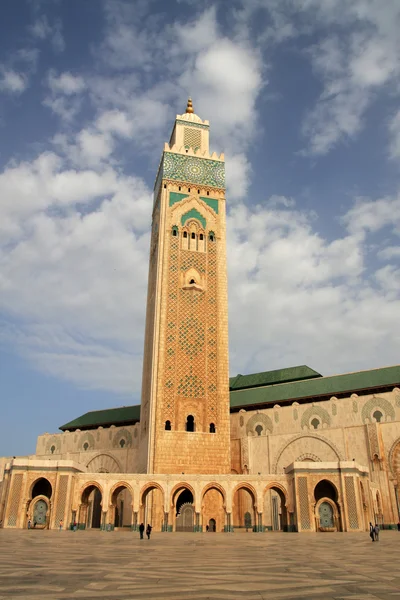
229,365,321,391
229,365,400,410
59,365,400,431
59,405,141,431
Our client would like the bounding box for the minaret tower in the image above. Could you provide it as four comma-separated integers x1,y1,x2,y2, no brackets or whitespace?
139,99,230,474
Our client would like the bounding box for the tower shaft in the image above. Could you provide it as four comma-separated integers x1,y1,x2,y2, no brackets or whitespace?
139,101,231,474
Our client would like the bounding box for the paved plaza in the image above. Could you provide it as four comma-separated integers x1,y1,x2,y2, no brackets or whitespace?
0,530,400,599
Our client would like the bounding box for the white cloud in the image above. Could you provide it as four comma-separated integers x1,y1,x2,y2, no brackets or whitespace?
48,71,86,95
30,15,65,52
234,0,400,156
1,0,399,400
0,68,27,94
342,194,400,236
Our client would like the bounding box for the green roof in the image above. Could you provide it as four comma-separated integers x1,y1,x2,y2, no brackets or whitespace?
60,365,400,431
229,365,400,410
229,365,321,391
59,405,141,431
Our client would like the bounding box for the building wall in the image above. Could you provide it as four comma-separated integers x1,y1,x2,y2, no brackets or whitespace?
34,423,141,474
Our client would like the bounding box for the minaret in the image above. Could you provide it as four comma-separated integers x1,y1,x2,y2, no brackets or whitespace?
139,99,231,474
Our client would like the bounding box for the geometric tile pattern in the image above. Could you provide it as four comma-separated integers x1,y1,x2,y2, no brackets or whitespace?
2,530,400,599
54,476,68,525
164,232,218,428
297,477,311,530
345,476,359,530
6,474,23,527
162,153,225,188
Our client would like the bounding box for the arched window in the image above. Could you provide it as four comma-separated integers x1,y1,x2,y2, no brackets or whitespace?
186,415,195,432
172,228,177,237
119,439,126,448
199,234,203,240
209,423,215,433
373,410,383,423
183,231,187,238
191,232,196,239
50,445,55,454
255,424,263,436
209,233,214,242
311,418,320,430
189,278,195,284
165,420,171,431
83,442,89,451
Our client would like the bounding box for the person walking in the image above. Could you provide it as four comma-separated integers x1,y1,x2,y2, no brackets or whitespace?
369,522,375,541
374,523,380,541
146,524,152,540
139,523,145,540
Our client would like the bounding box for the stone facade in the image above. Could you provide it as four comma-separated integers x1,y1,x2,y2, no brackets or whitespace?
1,102,399,534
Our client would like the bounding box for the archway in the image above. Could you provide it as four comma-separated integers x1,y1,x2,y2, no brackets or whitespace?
202,484,225,533
80,484,103,529
110,484,133,529
173,486,195,532
232,485,256,532
314,480,341,531
263,485,288,531
31,478,52,500
140,483,164,532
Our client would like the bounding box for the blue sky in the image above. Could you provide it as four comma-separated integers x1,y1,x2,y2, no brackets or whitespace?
0,0,399,456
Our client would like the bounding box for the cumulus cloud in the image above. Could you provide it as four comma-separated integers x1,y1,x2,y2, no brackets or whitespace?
0,67,27,94
30,15,65,52
1,0,399,403
234,0,400,156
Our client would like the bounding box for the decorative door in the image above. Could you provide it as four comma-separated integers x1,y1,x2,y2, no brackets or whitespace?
319,502,334,528
176,503,194,532
33,500,48,526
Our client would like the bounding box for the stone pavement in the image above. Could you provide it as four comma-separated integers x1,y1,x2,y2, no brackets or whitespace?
0,530,400,599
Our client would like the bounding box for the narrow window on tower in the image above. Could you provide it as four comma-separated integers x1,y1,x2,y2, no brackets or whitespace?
209,231,215,242
186,415,195,432
165,420,171,430
183,232,187,238
209,423,216,433
172,226,178,237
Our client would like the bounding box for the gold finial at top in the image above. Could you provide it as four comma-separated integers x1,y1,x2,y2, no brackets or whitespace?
186,97,194,113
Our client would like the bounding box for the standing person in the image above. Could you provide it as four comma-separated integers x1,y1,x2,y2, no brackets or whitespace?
27,519,31,530
146,524,152,540
369,522,375,541
73,521,77,531
139,523,145,540
59,520,63,531
374,523,380,541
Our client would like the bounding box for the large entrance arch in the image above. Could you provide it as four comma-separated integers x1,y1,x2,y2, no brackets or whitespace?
29,477,52,529
232,485,257,532
139,483,164,532
110,483,134,529
263,485,288,531
201,484,226,533
80,484,103,529
172,485,195,532
314,479,341,532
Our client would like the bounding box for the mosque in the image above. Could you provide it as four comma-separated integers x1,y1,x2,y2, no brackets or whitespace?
1,100,400,533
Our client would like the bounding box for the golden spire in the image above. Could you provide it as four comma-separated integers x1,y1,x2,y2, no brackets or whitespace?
185,97,194,113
